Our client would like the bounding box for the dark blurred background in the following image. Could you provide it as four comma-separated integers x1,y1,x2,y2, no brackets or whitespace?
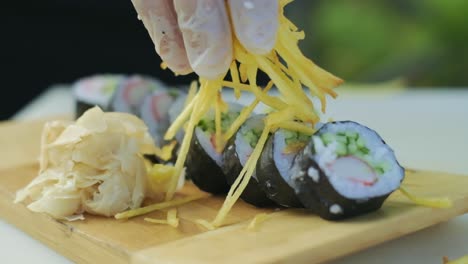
2,0,467,120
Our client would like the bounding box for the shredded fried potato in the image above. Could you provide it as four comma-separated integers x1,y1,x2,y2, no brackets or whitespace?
185,81,199,108
115,194,207,220
144,208,179,228
167,208,179,228
155,0,343,227
152,140,177,162
399,187,453,209
144,218,167,224
247,213,270,231
195,219,216,231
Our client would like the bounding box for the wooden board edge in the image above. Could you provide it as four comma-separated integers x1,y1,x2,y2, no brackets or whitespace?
274,198,468,264
131,192,468,264
0,188,131,264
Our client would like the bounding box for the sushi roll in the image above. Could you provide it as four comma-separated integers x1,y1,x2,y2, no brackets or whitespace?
140,88,184,147
290,121,405,220
109,75,164,115
168,92,188,143
222,115,276,207
72,74,124,118
186,104,242,194
256,129,311,208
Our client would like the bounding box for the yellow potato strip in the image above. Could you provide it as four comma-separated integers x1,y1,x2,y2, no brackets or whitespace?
274,121,315,135
223,81,274,142
115,194,207,220
229,61,242,99
164,93,199,140
212,126,270,227
215,92,224,153
184,81,199,108
166,81,220,200
247,213,270,231
254,55,318,124
399,187,453,209
144,218,168,224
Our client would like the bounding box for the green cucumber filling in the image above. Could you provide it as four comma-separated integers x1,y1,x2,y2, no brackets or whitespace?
283,130,311,146
242,128,262,148
197,111,240,134
168,89,180,98
102,80,118,95
319,131,390,175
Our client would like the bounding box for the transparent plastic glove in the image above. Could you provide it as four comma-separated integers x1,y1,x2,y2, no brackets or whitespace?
131,0,279,80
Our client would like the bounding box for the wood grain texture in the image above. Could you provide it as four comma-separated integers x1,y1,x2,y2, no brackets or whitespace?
0,119,467,264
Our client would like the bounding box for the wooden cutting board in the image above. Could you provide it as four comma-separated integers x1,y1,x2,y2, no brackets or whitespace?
1,118,468,264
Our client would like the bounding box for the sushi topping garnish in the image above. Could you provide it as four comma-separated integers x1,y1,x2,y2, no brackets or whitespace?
160,0,342,206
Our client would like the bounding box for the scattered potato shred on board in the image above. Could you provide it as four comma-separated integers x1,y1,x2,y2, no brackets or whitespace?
15,107,161,219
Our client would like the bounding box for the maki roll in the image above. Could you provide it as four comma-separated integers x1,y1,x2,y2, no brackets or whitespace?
109,75,164,115
72,74,124,118
168,92,188,143
222,115,275,207
140,88,183,147
256,129,311,208
291,121,405,220
186,104,242,194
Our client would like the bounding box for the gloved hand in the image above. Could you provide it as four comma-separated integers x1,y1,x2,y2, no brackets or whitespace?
131,0,279,80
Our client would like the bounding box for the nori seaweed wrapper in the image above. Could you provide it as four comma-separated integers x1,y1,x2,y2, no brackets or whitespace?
256,136,303,208
222,136,276,208
186,130,229,195
291,145,391,220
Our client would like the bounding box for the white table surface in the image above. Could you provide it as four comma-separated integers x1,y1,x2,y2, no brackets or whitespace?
2,85,468,263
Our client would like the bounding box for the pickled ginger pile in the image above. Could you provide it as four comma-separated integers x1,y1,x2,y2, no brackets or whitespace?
15,107,158,219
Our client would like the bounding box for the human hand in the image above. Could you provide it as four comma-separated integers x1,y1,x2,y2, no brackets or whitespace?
131,0,279,80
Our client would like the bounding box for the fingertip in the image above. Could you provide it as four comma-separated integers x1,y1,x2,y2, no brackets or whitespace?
229,0,279,55
174,0,233,80
191,49,233,80
133,0,193,76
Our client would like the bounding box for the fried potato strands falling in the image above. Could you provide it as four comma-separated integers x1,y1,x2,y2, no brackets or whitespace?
154,0,342,226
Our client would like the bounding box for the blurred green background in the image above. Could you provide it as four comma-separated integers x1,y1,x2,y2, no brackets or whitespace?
287,0,468,87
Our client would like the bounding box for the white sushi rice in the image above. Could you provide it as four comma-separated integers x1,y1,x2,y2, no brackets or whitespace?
73,74,124,107
235,115,265,179
140,90,175,146
194,103,244,167
168,93,187,143
312,122,404,199
273,129,298,185
195,128,223,167
111,75,163,113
